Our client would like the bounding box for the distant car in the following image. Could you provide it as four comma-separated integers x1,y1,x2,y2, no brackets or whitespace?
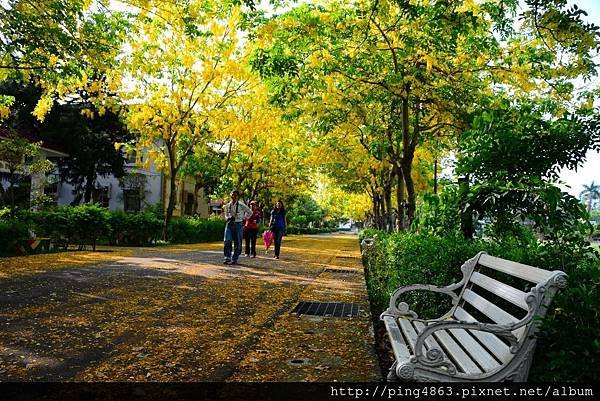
338,221,352,231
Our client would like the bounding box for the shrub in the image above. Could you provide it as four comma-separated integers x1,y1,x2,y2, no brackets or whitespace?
33,206,76,249
285,225,339,235
412,187,462,236
71,204,111,249
530,258,600,382
34,204,110,250
0,217,30,255
109,210,162,246
362,231,478,317
168,216,225,244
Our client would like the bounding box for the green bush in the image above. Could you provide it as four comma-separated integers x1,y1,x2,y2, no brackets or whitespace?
109,210,162,246
168,216,225,244
285,225,339,235
34,204,110,250
362,230,478,317
530,258,600,382
33,206,76,249
412,187,462,236
0,216,30,255
72,204,111,249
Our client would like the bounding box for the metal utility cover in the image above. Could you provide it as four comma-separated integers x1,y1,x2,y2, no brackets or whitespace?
323,268,359,274
291,301,361,317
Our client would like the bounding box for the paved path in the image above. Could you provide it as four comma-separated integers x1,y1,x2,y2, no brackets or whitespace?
0,234,381,381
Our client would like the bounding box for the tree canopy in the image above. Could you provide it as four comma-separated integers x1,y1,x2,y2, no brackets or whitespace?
1,0,599,232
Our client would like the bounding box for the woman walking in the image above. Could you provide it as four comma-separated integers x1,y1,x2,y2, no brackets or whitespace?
268,200,287,260
244,200,261,258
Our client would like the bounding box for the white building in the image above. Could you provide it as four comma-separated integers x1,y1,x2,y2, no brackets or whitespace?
1,132,210,217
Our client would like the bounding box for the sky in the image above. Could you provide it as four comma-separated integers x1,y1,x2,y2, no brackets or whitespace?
556,0,600,197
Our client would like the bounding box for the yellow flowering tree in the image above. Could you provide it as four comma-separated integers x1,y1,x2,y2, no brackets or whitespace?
0,0,130,121
120,2,258,238
251,0,600,231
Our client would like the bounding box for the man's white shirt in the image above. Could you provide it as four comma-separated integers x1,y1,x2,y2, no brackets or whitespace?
224,201,252,223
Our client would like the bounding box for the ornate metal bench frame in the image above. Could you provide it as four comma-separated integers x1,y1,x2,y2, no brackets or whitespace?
380,251,567,382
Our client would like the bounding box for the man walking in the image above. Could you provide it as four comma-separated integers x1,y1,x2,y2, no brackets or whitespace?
223,190,252,265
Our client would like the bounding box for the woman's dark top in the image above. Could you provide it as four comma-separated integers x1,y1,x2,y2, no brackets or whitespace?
270,208,286,230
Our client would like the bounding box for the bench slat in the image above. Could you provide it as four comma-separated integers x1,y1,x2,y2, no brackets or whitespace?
382,315,412,361
448,328,501,372
470,272,529,310
462,289,519,325
399,319,431,355
462,289,525,339
454,307,512,363
433,329,482,374
478,254,554,284
413,320,444,351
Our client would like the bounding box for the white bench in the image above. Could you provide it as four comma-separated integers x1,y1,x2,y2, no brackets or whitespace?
380,251,567,382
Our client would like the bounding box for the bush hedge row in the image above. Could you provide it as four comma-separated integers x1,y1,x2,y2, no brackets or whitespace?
359,229,600,382
168,216,225,244
0,204,227,254
285,225,339,235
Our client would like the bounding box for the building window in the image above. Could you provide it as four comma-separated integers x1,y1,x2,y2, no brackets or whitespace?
93,185,110,208
119,172,147,212
44,173,60,198
184,192,194,215
123,189,141,212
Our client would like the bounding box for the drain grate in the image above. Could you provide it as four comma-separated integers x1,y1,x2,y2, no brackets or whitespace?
291,301,361,317
323,268,359,274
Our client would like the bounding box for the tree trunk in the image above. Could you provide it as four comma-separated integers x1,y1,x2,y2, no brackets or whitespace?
395,164,405,231
401,158,416,226
384,187,392,231
164,172,177,241
383,168,394,232
163,144,178,241
401,94,417,226
370,186,380,229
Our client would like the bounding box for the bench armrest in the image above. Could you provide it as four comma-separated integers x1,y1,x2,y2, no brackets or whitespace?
380,282,464,320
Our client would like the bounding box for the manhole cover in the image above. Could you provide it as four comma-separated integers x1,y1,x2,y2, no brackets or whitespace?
323,268,359,274
291,301,362,317
288,358,310,366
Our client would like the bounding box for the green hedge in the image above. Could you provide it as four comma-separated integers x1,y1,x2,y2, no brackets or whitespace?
1,205,224,252
529,258,600,382
0,217,30,255
285,225,339,235
34,204,111,250
360,230,481,316
168,216,225,244
360,229,600,382
109,210,162,246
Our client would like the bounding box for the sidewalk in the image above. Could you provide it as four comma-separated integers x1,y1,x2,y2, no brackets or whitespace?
0,234,381,381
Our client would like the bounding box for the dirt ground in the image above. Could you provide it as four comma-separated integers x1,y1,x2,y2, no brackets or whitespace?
0,233,381,382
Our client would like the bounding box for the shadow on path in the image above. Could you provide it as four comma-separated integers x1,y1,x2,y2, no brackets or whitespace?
0,235,380,381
